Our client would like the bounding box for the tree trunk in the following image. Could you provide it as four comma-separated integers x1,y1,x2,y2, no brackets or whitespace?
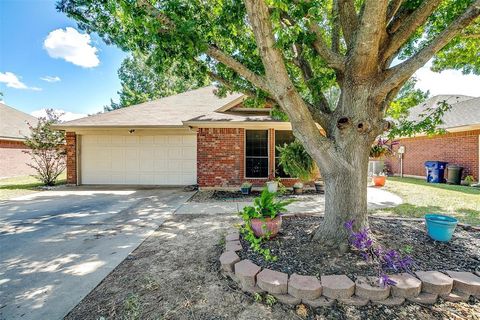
309,85,379,250
311,148,370,250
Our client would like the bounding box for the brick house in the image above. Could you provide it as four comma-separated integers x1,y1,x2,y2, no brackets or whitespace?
55,86,306,188
0,103,38,179
386,95,480,181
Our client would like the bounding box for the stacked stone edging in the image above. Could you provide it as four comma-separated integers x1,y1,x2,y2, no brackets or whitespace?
221,230,480,307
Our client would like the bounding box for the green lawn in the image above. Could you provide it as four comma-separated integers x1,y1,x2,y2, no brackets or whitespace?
0,173,66,201
373,176,480,226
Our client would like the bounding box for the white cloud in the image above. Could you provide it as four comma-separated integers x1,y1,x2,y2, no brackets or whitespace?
43,27,100,68
40,75,61,83
31,109,86,122
414,62,480,97
0,72,42,91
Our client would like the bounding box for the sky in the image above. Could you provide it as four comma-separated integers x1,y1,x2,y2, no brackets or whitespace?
0,0,480,121
0,0,126,120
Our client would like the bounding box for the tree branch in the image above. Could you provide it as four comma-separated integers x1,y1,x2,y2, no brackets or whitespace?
244,0,349,171
379,0,480,97
331,0,341,53
308,23,345,71
206,46,271,94
382,0,442,63
350,0,388,77
337,0,359,47
387,0,404,23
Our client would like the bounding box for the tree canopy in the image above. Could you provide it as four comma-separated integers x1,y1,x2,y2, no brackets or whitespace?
58,0,480,245
105,54,209,111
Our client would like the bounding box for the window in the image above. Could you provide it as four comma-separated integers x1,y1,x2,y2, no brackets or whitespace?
275,130,295,178
245,130,269,178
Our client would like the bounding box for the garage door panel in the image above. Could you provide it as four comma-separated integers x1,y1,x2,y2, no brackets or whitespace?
81,134,196,185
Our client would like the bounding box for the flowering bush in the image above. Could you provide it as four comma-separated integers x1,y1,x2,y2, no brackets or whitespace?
344,220,414,287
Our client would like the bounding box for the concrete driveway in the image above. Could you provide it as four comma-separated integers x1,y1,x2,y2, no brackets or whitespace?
0,187,194,320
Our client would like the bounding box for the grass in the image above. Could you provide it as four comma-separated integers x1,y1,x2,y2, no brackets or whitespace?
0,173,66,201
374,176,480,226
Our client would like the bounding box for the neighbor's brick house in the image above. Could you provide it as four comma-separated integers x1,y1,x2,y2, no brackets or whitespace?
0,103,37,179
386,95,480,181
56,86,303,188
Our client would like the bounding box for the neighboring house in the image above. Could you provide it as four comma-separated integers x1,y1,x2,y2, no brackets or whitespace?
387,95,480,181
0,103,37,179
55,86,303,188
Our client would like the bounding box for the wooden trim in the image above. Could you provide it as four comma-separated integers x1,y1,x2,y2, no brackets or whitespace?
214,95,248,112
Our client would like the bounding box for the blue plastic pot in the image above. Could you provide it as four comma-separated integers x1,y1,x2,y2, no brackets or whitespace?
424,214,458,242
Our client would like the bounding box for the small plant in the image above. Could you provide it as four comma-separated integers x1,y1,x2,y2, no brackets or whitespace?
277,140,316,183
239,189,293,261
23,109,66,186
265,294,276,306
344,220,414,287
123,293,142,320
370,138,396,158
241,182,252,188
253,292,262,302
464,175,475,186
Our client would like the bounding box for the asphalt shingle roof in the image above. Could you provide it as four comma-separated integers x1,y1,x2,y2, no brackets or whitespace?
0,103,37,140
406,95,480,129
57,86,253,128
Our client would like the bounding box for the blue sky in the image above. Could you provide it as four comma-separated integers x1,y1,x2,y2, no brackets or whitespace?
0,0,126,119
1,0,480,121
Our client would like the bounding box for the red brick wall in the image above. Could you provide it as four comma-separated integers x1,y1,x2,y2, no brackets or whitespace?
66,132,77,185
0,139,35,178
197,128,301,188
386,130,480,180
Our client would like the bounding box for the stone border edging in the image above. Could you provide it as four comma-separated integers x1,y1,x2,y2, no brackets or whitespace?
220,230,480,307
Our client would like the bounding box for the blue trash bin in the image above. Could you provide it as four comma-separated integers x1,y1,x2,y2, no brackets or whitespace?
425,161,448,183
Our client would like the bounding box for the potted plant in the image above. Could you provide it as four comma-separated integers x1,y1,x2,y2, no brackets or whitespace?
277,140,316,195
266,177,279,193
424,214,458,242
240,188,294,238
372,172,387,187
314,179,324,194
293,182,304,195
240,181,252,195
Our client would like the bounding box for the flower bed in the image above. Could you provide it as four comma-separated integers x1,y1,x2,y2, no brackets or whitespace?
219,216,480,307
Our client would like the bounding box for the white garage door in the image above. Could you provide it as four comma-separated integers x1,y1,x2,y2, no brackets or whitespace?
80,134,197,185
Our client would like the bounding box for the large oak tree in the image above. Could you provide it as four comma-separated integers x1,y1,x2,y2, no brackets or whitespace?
58,0,480,248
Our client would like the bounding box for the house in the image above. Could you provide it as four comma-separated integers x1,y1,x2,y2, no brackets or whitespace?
54,86,303,188
0,103,38,178
387,95,480,181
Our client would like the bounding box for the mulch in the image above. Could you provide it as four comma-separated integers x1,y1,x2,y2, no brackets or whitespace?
239,216,480,279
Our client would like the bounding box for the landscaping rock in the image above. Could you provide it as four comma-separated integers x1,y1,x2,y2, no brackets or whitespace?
445,271,480,296
257,269,288,294
440,290,470,302
407,292,438,305
372,296,405,306
288,273,322,300
225,240,242,252
338,295,369,306
415,271,453,295
303,296,335,307
389,273,421,298
225,231,240,241
321,275,355,299
219,251,240,272
273,294,301,305
355,276,390,301
234,260,261,288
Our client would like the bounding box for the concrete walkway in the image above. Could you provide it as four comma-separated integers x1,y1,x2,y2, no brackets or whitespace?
174,187,402,215
0,187,194,320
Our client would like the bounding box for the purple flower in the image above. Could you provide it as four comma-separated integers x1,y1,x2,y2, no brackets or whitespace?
344,220,355,231
379,274,397,287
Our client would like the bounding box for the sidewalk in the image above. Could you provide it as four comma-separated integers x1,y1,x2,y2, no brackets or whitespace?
174,187,402,215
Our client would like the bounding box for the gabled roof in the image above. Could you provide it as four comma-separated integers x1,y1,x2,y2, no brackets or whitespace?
55,86,255,129
0,103,37,140
406,95,480,130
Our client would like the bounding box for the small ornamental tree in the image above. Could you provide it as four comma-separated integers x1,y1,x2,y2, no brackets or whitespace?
24,109,66,186
58,0,480,249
